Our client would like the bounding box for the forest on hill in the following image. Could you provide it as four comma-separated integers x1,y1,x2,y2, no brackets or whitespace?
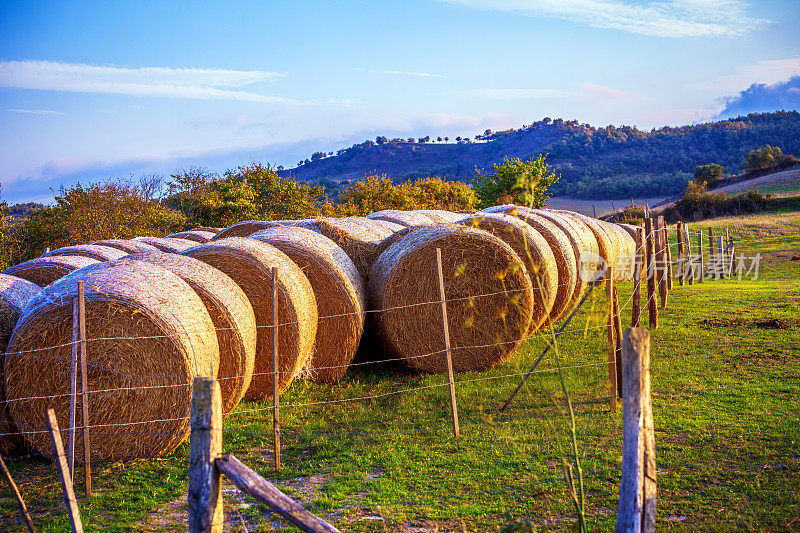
279,111,800,200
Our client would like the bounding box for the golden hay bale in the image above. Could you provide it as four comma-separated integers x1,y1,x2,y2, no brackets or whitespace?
92,239,161,254
367,210,436,228
44,244,128,262
458,213,557,332
363,218,405,234
124,252,255,414
343,217,397,239
0,274,41,455
192,226,222,234
5,260,219,461
370,225,533,373
211,220,279,240
250,227,365,383
413,210,464,223
552,211,615,273
482,205,577,322
3,256,100,287
133,236,198,253
314,217,392,282
167,230,216,243
599,222,637,280
183,238,317,398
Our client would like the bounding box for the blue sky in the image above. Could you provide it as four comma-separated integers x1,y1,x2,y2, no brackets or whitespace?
1,0,799,203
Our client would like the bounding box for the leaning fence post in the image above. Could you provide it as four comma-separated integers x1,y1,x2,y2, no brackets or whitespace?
631,227,644,328
0,455,36,533
271,266,281,470
46,409,83,533
728,246,735,278
77,281,91,496
606,266,617,411
188,377,223,533
616,328,656,533
644,218,658,329
436,248,460,438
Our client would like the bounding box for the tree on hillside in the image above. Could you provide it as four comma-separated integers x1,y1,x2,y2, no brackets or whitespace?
311,151,327,161
376,136,388,145
473,155,560,209
444,137,449,142
744,145,798,172
693,164,725,188
437,136,442,142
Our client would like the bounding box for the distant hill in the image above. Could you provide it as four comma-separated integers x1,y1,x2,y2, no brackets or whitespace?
278,111,800,200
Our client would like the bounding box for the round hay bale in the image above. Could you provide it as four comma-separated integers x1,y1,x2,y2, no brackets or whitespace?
2,255,100,286
367,210,436,228
314,217,391,282
211,220,279,240
124,251,256,414
600,222,637,280
552,211,616,276
182,238,317,397
92,239,161,254
483,205,577,322
167,230,216,243
192,226,222,234
344,217,396,239
458,213,557,332
250,227,365,383
364,218,405,234
5,260,219,461
0,274,41,455
43,244,128,262
371,225,534,373
133,236,197,253
413,210,464,224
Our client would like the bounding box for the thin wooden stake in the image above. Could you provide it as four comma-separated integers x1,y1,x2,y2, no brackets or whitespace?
644,218,658,329
593,204,597,218
77,281,91,496
0,455,36,533
683,224,694,286
69,297,78,481
613,286,623,398
662,219,673,291
708,227,715,276
188,377,223,533
654,217,668,309
631,227,644,328
436,248,460,438
728,246,735,277
616,328,656,533
46,410,83,533
606,266,617,412
676,222,685,286
697,230,704,283
716,235,724,280
271,266,281,469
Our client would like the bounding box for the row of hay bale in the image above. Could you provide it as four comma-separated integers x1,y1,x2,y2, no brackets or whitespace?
0,207,636,460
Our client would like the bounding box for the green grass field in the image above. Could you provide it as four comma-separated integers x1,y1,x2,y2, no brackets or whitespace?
2,211,799,532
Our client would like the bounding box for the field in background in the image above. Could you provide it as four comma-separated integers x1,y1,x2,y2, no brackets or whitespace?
546,196,668,216
1,211,798,532
711,167,800,197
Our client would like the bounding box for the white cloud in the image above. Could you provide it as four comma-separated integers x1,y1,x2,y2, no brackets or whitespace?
7,108,66,115
358,68,443,78
437,0,767,37
0,60,298,103
470,88,570,99
693,57,800,92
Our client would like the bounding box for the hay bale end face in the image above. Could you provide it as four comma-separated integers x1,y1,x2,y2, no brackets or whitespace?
0,274,41,455
250,227,365,383
133,236,198,253
124,251,256,414
5,260,219,461
2,255,100,287
183,237,317,398
44,244,128,262
371,225,533,373
92,239,161,254
167,230,216,243
459,213,557,332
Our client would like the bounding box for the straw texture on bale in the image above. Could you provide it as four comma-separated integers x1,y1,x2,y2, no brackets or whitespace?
124,252,256,413
367,210,436,228
133,236,198,253
314,217,392,282
344,217,397,239
92,239,160,254
167,230,216,243
371,225,533,373
553,211,615,274
414,210,464,224
600,222,637,280
5,260,219,460
211,220,280,240
458,213,557,332
191,226,222,234
363,218,405,234
0,274,41,455
250,227,365,383
3,255,100,287
183,237,317,397
482,205,577,322
44,244,128,262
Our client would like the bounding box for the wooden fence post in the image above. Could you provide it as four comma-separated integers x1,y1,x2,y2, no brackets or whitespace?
728,246,735,278
683,224,693,286
606,266,617,411
631,227,644,328
436,248,460,438
716,236,724,280
77,281,91,496
613,286,623,398
676,222,685,286
644,219,658,329
46,410,83,533
707,228,715,277
662,219,673,291
697,231,704,283
271,267,281,470
69,297,78,481
616,328,656,533
188,377,223,533
0,455,36,533
654,217,668,309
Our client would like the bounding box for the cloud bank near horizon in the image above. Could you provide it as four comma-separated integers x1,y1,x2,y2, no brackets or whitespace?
718,76,800,118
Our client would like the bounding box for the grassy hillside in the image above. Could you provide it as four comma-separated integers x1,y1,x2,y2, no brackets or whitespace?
280,111,800,200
